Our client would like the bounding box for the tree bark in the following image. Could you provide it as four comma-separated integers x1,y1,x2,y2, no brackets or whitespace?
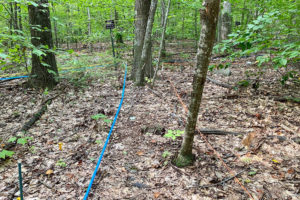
152,0,171,86
17,4,22,31
175,0,220,167
51,3,59,47
13,2,18,31
160,0,166,57
87,7,93,52
131,0,151,80
220,1,232,41
28,0,58,89
136,0,158,86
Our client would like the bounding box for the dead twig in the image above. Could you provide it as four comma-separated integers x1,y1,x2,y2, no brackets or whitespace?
199,169,247,188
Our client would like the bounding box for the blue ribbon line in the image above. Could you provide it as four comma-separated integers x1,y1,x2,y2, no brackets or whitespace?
83,63,127,200
0,63,116,81
0,75,29,81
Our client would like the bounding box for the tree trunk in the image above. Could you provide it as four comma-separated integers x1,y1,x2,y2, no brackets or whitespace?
182,9,185,39
13,2,18,31
241,0,246,28
28,0,58,89
152,0,171,86
194,8,199,48
220,1,232,41
136,0,158,86
51,3,59,47
160,0,166,57
17,4,22,31
87,7,93,52
131,0,151,80
174,0,220,167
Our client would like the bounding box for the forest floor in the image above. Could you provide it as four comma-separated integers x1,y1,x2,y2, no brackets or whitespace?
0,45,300,200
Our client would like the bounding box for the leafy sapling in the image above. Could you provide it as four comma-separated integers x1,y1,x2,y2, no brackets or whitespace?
164,130,184,140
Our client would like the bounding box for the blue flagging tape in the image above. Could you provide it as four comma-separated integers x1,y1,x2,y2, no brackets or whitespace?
0,75,29,81
0,63,117,81
83,63,127,200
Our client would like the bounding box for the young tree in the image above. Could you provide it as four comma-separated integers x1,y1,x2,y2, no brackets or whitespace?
28,0,58,89
131,0,151,81
174,0,221,167
152,0,171,86
220,1,232,41
135,0,158,86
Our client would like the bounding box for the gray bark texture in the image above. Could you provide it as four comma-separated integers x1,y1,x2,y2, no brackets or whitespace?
152,0,171,86
131,0,151,80
28,0,58,89
136,0,158,86
160,0,166,57
87,7,93,52
220,1,232,41
175,0,220,167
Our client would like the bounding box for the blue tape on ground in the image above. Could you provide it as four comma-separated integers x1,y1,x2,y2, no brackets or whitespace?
0,75,29,81
0,63,116,81
83,63,127,200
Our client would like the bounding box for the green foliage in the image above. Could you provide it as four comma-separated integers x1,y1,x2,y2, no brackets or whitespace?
95,140,102,145
0,150,15,159
208,63,231,72
162,151,171,158
214,6,299,84
0,134,34,160
56,159,67,167
248,169,258,176
164,129,184,140
91,113,112,124
91,113,107,120
7,135,33,145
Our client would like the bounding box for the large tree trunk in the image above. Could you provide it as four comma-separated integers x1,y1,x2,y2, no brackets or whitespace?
135,0,158,86
131,0,151,80
175,0,220,167
28,0,58,89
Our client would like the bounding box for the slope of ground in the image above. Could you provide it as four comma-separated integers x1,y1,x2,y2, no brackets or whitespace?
0,54,299,200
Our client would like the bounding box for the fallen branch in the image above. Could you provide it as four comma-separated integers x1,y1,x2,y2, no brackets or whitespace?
272,96,300,104
199,169,247,188
198,129,243,136
206,77,235,89
1,95,59,153
21,95,58,132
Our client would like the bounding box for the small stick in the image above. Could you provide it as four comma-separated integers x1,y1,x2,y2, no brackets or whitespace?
199,169,247,188
18,163,24,200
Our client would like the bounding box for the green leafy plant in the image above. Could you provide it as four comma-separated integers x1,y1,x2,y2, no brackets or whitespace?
162,151,171,158
0,150,15,159
30,146,37,154
95,140,102,145
164,130,184,140
248,169,258,176
8,136,33,145
91,113,107,120
91,113,112,125
214,8,299,84
56,159,67,167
